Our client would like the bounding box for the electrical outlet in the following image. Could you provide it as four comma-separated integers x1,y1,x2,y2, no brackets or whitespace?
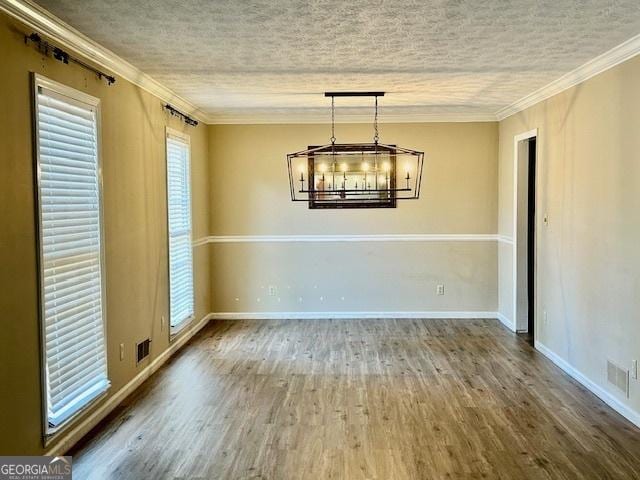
268,285,277,296
119,343,125,361
436,284,445,296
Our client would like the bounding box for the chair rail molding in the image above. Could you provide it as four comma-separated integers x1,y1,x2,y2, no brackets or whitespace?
193,234,503,245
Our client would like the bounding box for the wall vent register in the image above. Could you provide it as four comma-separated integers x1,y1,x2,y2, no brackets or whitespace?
607,360,629,397
136,339,151,364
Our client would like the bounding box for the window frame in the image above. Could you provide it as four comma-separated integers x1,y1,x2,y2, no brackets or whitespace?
165,127,195,337
32,73,109,443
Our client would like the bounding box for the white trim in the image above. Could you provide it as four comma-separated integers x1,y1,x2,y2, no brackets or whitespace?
169,314,196,338
34,73,100,107
496,33,640,120
6,0,640,126
535,341,640,429
166,126,190,144
497,235,514,244
33,74,109,441
0,0,210,123
496,312,514,331
44,313,213,456
207,111,498,125
193,234,501,245
0,1,496,126
41,312,640,456
210,311,499,320
165,129,195,332
512,129,537,332
192,237,210,247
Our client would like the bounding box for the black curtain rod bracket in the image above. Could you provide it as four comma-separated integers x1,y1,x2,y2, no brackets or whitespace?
25,33,116,85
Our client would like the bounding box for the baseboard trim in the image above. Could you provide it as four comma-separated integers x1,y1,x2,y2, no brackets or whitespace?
210,311,499,320
496,312,515,331
535,340,640,429
44,313,213,456
45,313,640,457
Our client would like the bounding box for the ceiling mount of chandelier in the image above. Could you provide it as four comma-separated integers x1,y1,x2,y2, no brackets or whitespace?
287,92,425,209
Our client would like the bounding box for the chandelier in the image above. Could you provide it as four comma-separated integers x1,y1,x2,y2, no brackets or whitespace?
287,92,424,208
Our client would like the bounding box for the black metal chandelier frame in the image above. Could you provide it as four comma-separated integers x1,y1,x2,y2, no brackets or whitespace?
287,92,424,208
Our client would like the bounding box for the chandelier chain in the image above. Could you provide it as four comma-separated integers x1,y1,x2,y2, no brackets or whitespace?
330,96,336,144
373,96,379,144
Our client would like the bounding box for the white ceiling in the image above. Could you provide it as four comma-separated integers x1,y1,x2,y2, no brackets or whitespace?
34,0,640,122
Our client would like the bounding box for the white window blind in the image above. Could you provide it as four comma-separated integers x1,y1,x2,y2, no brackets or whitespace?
166,131,194,328
34,76,109,431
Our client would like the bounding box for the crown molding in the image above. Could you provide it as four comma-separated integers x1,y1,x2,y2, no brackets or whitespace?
496,33,640,121
7,0,639,126
207,111,498,125
0,0,211,123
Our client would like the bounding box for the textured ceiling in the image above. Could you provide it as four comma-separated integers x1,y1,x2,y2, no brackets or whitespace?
34,0,640,122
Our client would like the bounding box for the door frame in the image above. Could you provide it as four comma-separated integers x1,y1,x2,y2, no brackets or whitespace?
512,129,538,332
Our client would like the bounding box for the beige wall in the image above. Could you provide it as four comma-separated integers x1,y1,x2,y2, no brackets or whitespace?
498,55,640,416
208,123,499,314
209,123,498,235
0,12,210,455
11,0,640,454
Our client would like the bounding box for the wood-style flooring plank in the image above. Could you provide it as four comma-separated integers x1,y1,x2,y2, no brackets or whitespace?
69,319,640,479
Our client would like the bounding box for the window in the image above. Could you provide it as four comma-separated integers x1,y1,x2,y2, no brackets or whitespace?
166,129,194,330
33,74,109,434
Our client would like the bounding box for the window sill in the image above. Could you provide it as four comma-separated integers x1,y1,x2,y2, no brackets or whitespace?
170,315,196,341
43,383,110,447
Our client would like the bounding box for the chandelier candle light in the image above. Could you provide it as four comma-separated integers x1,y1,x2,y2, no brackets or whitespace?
287,92,424,208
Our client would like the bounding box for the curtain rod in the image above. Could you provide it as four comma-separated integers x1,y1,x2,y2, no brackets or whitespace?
164,104,198,126
25,33,116,86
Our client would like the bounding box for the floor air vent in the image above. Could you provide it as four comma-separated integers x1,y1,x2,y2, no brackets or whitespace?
607,360,629,397
136,339,151,364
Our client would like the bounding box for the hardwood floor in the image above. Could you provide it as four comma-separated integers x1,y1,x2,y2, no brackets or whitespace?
70,319,640,479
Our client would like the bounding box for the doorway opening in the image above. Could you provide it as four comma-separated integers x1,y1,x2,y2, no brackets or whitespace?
514,131,537,345
525,138,536,344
